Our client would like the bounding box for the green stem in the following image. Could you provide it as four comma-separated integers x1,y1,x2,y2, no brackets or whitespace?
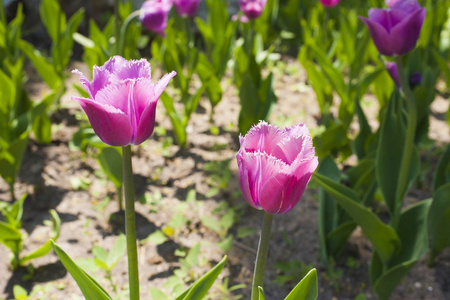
117,10,141,56
9,183,16,202
118,185,123,211
122,145,139,300
392,56,417,229
0,0,6,25
251,212,273,300
114,0,120,55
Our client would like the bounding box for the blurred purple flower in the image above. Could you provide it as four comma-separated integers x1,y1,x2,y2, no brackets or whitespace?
320,0,341,7
232,13,249,23
385,0,400,7
73,56,176,146
386,61,422,88
238,0,267,19
386,62,401,86
139,0,173,36
409,72,422,86
174,0,201,17
360,0,426,56
237,121,318,215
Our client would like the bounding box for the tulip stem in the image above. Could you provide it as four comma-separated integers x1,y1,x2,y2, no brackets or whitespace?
117,10,141,56
392,56,417,229
251,211,273,300
122,145,140,300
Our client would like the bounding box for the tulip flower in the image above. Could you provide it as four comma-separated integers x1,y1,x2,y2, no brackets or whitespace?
386,62,422,88
139,0,173,36
385,0,400,7
237,121,318,215
360,0,426,56
73,56,176,147
320,0,341,7
238,0,267,19
174,0,202,17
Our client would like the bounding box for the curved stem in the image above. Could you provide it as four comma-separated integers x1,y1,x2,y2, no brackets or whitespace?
251,212,273,300
114,0,120,55
117,10,141,56
122,145,139,300
392,56,417,228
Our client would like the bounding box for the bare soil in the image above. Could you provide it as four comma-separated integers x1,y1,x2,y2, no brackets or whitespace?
0,57,449,300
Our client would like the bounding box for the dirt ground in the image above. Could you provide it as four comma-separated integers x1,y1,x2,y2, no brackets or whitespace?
0,57,449,300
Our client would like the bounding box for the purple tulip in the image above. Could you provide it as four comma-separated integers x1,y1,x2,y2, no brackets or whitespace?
139,0,173,36
360,0,426,56
238,0,267,19
320,0,341,7
386,62,422,88
73,56,176,147
385,0,400,7
386,62,401,86
236,122,318,215
174,0,201,17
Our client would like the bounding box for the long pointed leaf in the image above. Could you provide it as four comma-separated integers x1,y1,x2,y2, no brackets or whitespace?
52,241,112,300
284,268,318,300
313,173,400,263
175,255,227,300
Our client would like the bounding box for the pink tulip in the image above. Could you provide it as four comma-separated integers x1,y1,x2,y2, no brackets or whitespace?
174,0,202,17
237,122,318,215
139,0,173,36
238,0,267,19
73,56,176,146
320,0,341,7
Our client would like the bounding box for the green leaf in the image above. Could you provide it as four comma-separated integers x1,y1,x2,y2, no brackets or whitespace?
52,241,112,300
428,183,450,262
40,0,66,42
175,255,227,300
284,268,318,300
32,114,52,144
13,285,28,299
141,230,168,246
20,209,60,265
433,144,450,192
376,93,420,219
372,200,431,300
19,40,61,89
0,221,22,243
258,286,266,300
160,92,186,147
313,173,400,264
149,287,169,300
0,132,29,185
97,147,123,188
20,240,52,265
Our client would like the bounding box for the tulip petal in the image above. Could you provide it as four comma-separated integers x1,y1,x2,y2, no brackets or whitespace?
237,151,259,210
154,71,177,100
260,156,318,214
239,151,287,209
113,58,152,80
73,69,94,98
240,121,285,155
360,16,394,56
272,127,314,164
73,96,132,146
133,79,158,145
93,80,131,116
390,8,426,55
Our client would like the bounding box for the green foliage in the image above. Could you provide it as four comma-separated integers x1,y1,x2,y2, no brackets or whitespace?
52,241,112,300
427,183,450,265
376,92,420,220
0,196,61,270
274,260,314,286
